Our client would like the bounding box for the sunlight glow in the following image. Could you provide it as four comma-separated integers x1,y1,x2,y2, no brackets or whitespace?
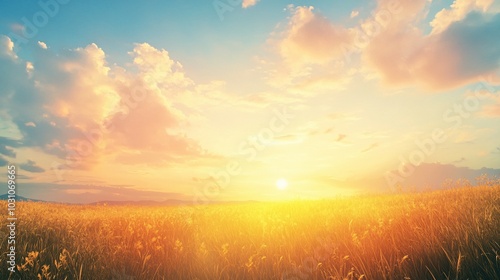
276,178,288,190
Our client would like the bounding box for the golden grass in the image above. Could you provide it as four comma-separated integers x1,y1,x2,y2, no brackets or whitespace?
1,185,499,279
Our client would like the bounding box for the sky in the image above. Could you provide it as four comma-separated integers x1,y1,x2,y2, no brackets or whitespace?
0,0,499,203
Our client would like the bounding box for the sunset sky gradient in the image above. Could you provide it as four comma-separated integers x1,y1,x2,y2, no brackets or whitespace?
0,0,499,203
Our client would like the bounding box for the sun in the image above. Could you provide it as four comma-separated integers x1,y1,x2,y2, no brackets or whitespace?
276,178,288,190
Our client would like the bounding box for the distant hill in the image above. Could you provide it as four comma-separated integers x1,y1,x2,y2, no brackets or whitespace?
0,195,258,205
90,199,189,206
0,194,41,202
90,199,260,206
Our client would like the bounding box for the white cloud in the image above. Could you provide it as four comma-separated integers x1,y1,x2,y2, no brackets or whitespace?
37,41,48,49
431,0,494,34
265,6,355,94
0,37,229,169
364,11,500,90
278,6,353,67
0,35,16,59
242,0,260,8
10,23,25,33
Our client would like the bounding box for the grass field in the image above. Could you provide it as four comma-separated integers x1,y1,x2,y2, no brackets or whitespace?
1,184,499,279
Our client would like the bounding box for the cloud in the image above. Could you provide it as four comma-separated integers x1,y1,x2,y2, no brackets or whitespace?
361,131,389,139
272,133,305,145
232,91,301,109
0,37,222,172
278,6,353,67
265,1,499,92
364,11,500,90
361,143,379,152
0,136,21,148
266,6,355,93
335,134,347,142
129,43,193,90
0,156,7,166
350,10,359,19
328,112,361,122
20,160,45,173
479,92,500,117
479,88,500,118
103,43,207,165
311,0,500,91
431,0,494,34
452,157,466,163
481,103,500,116
37,41,47,49
0,145,16,157
9,23,25,33
0,41,118,168
0,35,16,59
242,0,260,8
374,0,430,25
0,137,19,158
